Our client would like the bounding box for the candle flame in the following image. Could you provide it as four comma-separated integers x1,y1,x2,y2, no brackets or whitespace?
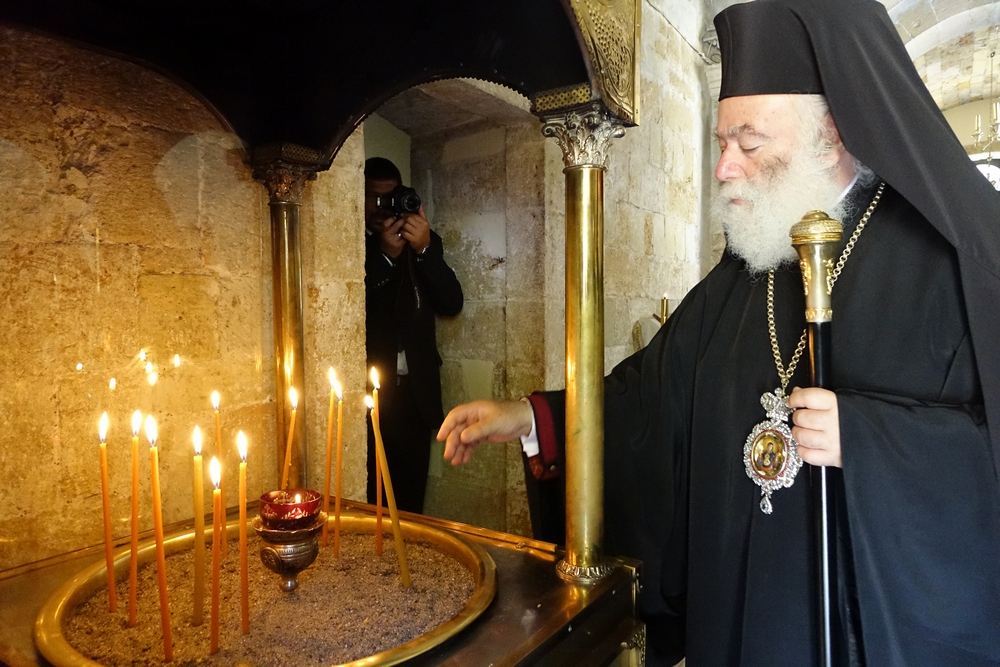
98,412,109,443
145,362,153,375
289,387,299,409
211,390,220,411
148,372,158,386
173,354,180,367
76,363,83,371
237,431,248,462
131,410,142,436
294,493,301,503
109,377,117,390
334,379,342,401
144,415,158,447
209,456,221,488
370,367,380,390
364,395,374,410
192,425,203,455
139,349,147,362
328,367,336,388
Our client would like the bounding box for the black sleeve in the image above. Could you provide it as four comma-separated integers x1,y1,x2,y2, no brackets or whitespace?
415,231,463,316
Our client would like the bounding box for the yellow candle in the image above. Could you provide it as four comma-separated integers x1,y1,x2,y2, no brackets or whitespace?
366,392,411,588
333,380,344,557
322,368,336,548
212,391,228,560
146,416,174,662
280,387,299,490
210,457,222,655
98,413,118,613
191,426,206,627
370,368,383,556
128,410,142,627
237,431,249,635
660,293,669,325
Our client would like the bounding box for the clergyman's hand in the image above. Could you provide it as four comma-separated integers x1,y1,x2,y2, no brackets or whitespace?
437,400,533,466
787,386,842,468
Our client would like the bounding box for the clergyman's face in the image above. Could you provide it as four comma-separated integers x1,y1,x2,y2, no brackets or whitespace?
714,94,803,190
364,178,399,233
712,94,844,273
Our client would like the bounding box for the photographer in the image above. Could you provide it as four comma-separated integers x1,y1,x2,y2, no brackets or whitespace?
363,157,463,514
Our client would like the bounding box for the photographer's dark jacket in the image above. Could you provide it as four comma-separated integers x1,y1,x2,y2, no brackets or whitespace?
365,230,463,428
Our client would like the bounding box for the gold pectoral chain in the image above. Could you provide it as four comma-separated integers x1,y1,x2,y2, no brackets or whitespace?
749,182,885,514
767,182,885,391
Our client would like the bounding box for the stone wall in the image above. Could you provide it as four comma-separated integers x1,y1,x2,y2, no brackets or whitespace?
411,120,544,536
0,27,368,572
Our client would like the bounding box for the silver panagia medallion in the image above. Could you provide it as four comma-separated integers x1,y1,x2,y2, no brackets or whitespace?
744,388,803,514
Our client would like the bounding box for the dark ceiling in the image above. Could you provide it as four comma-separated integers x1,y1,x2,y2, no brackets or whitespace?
0,0,590,168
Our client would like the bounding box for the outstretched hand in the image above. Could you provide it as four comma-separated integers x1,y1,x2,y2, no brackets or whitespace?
787,387,842,468
437,400,533,466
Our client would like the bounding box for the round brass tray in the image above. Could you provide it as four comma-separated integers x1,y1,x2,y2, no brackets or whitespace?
35,512,497,667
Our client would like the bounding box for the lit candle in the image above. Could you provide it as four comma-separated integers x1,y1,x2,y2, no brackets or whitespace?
370,368,383,556
146,416,174,661
211,391,228,560
128,410,142,627
333,378,344,556
237,431,249,635
321,368,336,549
98,412,118,613
209,456,222,655
366,393,411,587
191,426,206,627
280,387,299,490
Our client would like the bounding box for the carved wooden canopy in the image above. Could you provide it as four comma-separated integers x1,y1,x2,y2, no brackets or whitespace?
0,0,639,170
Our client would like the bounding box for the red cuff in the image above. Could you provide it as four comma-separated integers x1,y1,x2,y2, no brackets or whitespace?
527,393,561,480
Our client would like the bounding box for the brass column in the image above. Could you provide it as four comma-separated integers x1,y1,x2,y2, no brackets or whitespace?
254,161,316,489
542,104,625,583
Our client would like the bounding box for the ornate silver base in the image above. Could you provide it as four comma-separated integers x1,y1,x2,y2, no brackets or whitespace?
252,512,326,592
555,556,619,585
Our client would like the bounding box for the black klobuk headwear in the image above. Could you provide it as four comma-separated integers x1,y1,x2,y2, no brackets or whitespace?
715,0,1000,482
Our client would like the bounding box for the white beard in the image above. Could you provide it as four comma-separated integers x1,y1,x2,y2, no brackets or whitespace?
713,148,847,273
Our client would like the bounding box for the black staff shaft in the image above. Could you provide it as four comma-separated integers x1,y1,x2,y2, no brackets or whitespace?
791,210,845,667
808,321,838,667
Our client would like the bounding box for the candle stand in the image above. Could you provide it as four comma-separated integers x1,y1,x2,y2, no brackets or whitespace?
252,512,326,592
13,501,642,666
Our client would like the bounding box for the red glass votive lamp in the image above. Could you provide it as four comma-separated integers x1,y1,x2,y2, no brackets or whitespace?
259,489,323,530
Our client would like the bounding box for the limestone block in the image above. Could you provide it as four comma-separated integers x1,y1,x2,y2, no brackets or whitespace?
604,297,633,351
0,138,69,244
424,449,507,531
436,299,505,362
137,273,220,364
0,242,139,374
504,442,531,537
504,362,545,401
503,207,544,298
505,299,545,369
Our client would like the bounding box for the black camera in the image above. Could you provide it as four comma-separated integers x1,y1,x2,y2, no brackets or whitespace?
375,185,421,215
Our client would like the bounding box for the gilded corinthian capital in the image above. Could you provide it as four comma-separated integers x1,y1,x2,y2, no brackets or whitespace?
541,104,627,169
253,163,317,205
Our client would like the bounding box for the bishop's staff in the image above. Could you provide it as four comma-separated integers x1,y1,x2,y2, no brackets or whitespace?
791,211,842,667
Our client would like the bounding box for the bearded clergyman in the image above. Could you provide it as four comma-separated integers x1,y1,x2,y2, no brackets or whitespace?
436,0,1000,665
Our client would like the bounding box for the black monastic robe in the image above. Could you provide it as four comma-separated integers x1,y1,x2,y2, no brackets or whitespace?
533,185,1000,666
